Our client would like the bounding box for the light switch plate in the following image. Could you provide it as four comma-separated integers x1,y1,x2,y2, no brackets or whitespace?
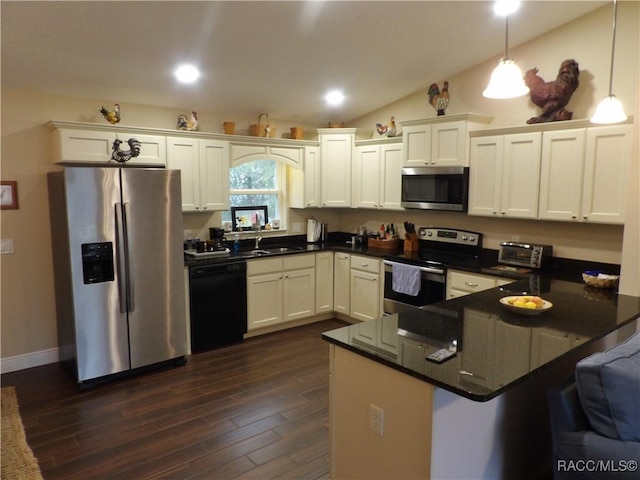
1,239,15,254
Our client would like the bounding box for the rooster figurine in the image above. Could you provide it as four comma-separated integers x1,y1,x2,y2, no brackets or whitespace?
428,81,449,116
100,104,120,124
177,111,198,131
111,138,142,164
524,59,580,124
375,116,397,137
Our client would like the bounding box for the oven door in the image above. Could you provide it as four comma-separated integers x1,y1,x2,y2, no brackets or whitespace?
383,260,445,314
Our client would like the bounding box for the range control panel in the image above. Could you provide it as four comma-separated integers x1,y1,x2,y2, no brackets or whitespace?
418,228,482,247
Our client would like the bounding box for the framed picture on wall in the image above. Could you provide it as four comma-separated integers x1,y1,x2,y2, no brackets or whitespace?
1,181,18,210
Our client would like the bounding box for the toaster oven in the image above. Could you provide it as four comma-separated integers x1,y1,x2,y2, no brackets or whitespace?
498,242,553,269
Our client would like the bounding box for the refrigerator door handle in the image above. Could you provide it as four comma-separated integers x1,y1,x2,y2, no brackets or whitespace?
115,203,130,314
123,202,135,313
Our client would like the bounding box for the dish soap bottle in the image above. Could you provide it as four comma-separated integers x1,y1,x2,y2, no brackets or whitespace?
233,234,240,252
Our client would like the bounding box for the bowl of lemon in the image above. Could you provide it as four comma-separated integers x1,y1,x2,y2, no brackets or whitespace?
499,295,553,316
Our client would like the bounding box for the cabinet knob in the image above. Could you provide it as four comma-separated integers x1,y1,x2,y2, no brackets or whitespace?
571,215,577,219
465,282,479,288
583,215,588,220
501,211,506,215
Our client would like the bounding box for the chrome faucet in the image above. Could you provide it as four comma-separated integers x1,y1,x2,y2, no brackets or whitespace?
254,223,262,249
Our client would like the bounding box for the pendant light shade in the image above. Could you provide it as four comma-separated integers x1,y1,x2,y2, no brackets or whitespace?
591,0,627,124
483,16,529,99
483,59,529,99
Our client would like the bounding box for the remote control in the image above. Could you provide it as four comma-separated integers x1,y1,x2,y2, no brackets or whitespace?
426,348,456,364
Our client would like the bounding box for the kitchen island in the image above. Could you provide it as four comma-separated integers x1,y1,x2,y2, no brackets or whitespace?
322,278,640,479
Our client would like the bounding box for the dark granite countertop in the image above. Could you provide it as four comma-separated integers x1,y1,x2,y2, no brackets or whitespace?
322,279,640,402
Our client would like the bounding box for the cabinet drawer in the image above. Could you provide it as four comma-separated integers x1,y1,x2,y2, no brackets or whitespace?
350,255,380,274
247,257,283,276
283,253,315,270
448,270,496,293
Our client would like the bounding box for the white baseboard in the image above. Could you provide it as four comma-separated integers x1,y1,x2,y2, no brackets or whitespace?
1,347,59,374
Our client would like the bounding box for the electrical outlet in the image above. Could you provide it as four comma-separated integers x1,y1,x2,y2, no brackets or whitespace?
292,222,303,233
1,239,15,254
369,404,384,436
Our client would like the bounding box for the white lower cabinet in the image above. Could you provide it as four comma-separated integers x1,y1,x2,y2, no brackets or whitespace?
349,255,383,322
246,254,316,330
446,270,513,299
333,253,351,315
315,251,334,313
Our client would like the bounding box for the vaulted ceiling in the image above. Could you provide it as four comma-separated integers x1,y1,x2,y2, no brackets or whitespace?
1,1,606,124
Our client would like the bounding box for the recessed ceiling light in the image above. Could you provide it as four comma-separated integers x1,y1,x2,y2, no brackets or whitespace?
174,64,200,84
325,90,345,106
493,0,520,16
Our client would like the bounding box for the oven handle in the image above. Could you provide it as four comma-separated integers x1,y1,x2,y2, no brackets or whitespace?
383,259,445,276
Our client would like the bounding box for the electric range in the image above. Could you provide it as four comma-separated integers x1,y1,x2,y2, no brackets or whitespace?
383,227,483,313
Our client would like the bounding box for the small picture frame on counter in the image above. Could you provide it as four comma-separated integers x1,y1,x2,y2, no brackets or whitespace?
1,181,19,210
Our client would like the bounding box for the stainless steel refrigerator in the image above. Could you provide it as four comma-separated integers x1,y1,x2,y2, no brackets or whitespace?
48,166,187,387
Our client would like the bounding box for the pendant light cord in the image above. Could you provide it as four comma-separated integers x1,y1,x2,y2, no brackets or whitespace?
607,0,618,96
504,16,509,59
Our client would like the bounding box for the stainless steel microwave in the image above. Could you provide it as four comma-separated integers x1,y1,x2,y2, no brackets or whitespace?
401,166,469,212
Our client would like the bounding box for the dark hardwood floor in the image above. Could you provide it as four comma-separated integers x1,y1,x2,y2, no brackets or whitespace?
2,319,347,480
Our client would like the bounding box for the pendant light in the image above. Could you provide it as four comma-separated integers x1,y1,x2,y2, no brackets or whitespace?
483,14,529,99
591,0,627,124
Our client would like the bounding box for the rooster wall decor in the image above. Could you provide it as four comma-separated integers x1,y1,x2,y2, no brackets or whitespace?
111,138,142,163
177,111,198,131
428,81,449,116
100,104,120,124
524,59,580,124
375,116,397,137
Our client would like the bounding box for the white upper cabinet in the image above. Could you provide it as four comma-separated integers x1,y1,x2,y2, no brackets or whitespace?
581,125,632,224
401,114,492,167
469,132,541,218
50,122,167,167
167,137,230,212
289,145,321,208
353,140,403,210
319,129,355,208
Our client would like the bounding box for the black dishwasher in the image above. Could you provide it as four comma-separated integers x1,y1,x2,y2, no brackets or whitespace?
189,261,247,352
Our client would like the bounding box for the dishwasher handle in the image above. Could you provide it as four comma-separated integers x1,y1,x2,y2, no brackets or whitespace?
190,261,247,278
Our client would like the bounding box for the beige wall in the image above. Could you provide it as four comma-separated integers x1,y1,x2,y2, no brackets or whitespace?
2,3,638,366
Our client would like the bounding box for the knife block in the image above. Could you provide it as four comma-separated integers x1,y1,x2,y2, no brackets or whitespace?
404,234,419,253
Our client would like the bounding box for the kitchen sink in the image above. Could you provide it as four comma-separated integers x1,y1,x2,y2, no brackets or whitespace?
250,246,305,256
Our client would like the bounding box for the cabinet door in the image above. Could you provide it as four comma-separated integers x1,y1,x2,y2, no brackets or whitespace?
199,140,230,211
582,125,631,224
350,270,380,322
167,137,200,212
500,132,541,218
116,132,167,167
283,268,316,321
288,145,320,208
431,120,466,166
494,320,531,387
538,129,585,221
353,145,381,208
334,253,351,315
468,136,503,216
321,133,353,207
55,128,115,164
446,270,497,298
247,272,283,329
316,252,334,313
530,328,573,369
379,143,404,210
402,124,431,167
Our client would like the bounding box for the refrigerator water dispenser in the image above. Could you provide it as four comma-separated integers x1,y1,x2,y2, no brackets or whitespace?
81,242,114,284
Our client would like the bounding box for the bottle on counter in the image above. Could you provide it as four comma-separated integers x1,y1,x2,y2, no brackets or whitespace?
233,234,240,252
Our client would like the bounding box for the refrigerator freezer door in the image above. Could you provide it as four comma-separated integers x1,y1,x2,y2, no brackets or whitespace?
120,168,187,369
61,168,130,382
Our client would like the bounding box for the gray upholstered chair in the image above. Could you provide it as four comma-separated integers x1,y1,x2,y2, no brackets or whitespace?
548,331,640,480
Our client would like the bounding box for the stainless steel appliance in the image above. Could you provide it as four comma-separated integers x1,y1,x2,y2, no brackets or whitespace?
189,260,247,352
401,166,469,211
383,227,482,313
498,242,553,269
48,167,187,387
